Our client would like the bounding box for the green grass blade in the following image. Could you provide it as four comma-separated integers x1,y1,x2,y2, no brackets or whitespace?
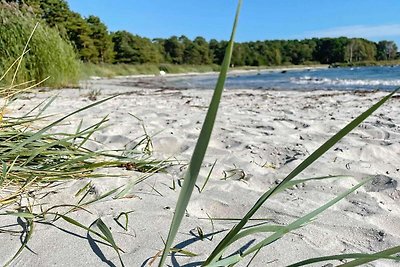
115,161,167,198
207,178,370,265
200,159,217,193
57,214,108,242
75,182,92,197
228,224,286,246
114,211,134,231
73,119,84,144
1,161,6,186
33,95,58,120
77,115,109,148
4,95,117,157
338,246,400,267
4,218,34,267
96,218,125,266
204,88,399,265
206,254,243,267
170,248,198,257
158,1,242,266
78,186,122,207
11,23,38,88
242,178,371,258
288,252,400,267
3,211,36,219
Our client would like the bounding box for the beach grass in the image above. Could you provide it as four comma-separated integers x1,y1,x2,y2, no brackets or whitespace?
0,86,168,266
0,25,169,266
0,3,80,88
0,95,167,203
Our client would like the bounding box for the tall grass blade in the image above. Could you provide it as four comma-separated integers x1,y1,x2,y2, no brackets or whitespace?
288,252,400,267
206,254,243,267
96,218,125,267
0,51,29,83
200,159,217,193
3,211,36,219
338,245,400,267
4,95,117,157
56,214,109,244
242,179,370,257
4,218,34,267
158,1,242,265
11,23,39,88
207,179,370,265
204,88,399,265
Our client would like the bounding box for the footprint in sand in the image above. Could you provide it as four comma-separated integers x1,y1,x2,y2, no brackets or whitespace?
153,136,189,154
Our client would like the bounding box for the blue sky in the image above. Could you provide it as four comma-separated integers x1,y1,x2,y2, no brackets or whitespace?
67,0,400,44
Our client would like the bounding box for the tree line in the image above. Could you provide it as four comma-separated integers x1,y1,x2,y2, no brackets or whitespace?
7,0,399,66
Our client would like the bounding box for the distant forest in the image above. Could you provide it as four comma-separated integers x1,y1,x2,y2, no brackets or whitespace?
6,0,400,66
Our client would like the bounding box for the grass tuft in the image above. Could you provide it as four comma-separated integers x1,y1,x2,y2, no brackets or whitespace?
0,3,80,88
0,96,167,206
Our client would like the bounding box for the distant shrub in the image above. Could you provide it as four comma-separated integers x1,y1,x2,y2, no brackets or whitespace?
0,3,81,87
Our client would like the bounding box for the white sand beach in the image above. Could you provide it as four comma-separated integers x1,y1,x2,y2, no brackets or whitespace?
1,75,400,266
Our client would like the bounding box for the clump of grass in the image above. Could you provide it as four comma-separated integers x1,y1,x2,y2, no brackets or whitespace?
0,95,166,206
0,97,168,265
0,18,170,266
158,0,400,266
0,2,80,88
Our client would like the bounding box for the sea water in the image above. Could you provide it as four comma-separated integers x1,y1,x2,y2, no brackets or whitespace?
169,66,400,91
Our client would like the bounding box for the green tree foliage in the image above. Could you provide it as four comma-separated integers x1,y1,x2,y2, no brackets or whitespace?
6,0,67,24
345,38,377,62
4,0,399,67
64,12,97,62
163,36,185,64
34,0,70,27
181,37,211,65
193,37,212,64
7,0,113,63
112,31,162,64
209,39,226,65
377,41,398,60
231,43,249,66
314,37,349,64
86,15,114,63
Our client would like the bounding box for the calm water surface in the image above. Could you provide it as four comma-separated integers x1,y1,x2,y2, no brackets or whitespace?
168,66,400,91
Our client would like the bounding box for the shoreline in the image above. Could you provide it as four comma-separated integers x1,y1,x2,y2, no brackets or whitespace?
85,60,400,82
89,64,330,80
85,65,400,93
84,74,397,95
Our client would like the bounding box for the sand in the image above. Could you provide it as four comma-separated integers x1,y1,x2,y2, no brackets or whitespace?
1,75,399,266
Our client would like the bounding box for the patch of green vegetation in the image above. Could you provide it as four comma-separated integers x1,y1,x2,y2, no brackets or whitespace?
0,3,80,88
6,0,400,73
81,63,221,78
333,59,400,68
